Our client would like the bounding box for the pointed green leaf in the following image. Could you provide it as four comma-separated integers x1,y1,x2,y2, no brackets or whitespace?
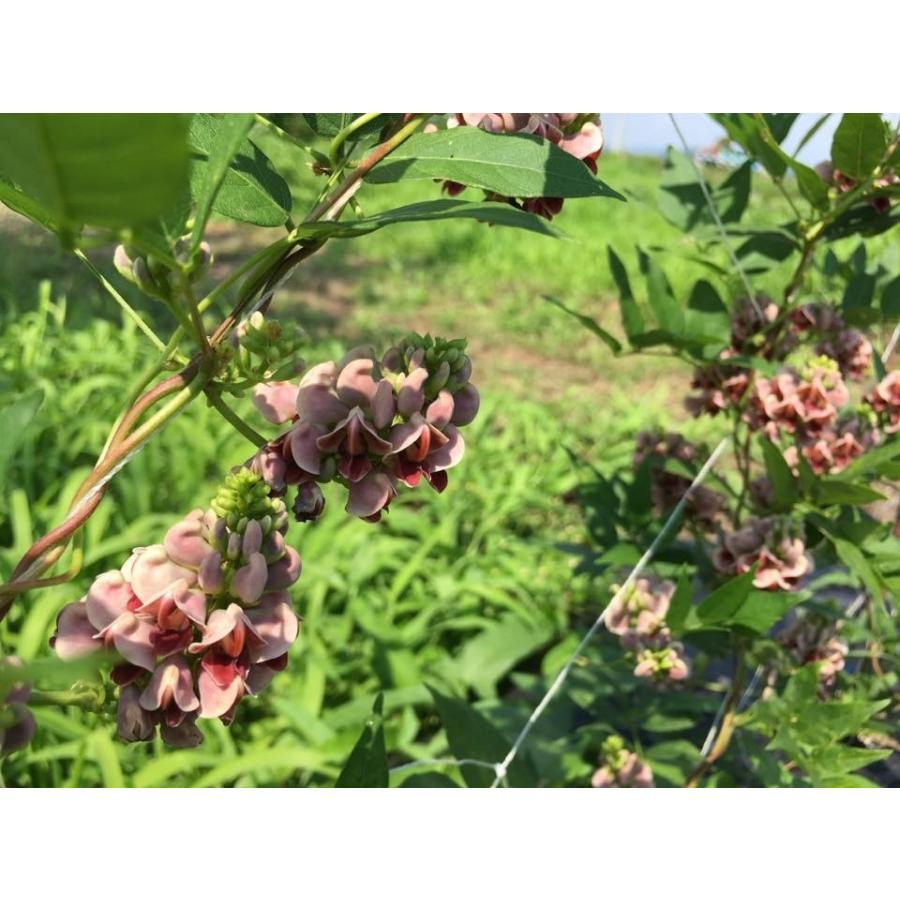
430,688,536,787
543,295,622,353
335,693,389,787
831,114,888,180
188,114,291,226
189,113,254,251
366,127,624,200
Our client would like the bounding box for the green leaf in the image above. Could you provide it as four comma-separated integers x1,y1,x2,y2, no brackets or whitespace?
188,114,291,226
366,127,623,200
666,569,693,633
659,149,752,231
301,113,357,137
711,113,798,178
335,693,389,788
607,245,644,340
727,590,803,634
830,537,884,601
814,478,885,506
760,437,799,511
543,296,622,354
806,745,890,779
0,389,43,491
453,615,555,697
189,113,254,251
841,273,877,324
644,255,684,335
880,276,900,319
842,439,900,478
695,569,756,625
0,177,60,233
90,732,125,788
0,114,189,231
831,114,887,180
298,199,561,241
430,688,536,787
683,280,730,344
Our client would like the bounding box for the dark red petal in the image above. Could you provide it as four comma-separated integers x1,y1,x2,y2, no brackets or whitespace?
202,649,240,688
111,662,144,686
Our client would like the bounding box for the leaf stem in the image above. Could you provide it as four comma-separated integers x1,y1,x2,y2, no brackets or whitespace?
205,387,267,447
73,249,167,352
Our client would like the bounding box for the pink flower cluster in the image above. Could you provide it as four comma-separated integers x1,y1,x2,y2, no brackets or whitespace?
251,334,480,523
0,657,35,757
779,616,848,689
633,430,723,526
443,113,603,219
791,303,873,382
750,358,873,475
51,470,301,747
590,735,654,788
815,160,899,214
866,371,900,435
685,349,751,418
713,516,811,591
605,578,689,683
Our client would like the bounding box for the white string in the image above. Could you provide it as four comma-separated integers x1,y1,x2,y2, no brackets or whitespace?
881,322,900,364
668,113,762,318
489,436,731,787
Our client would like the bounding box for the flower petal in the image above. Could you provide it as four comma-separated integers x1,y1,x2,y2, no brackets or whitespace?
246,593,299,663
252,380,299,424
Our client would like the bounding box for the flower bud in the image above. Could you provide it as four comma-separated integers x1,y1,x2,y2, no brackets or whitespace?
293,482,326,522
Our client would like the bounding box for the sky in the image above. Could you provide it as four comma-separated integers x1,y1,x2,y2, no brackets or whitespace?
601,113,899,163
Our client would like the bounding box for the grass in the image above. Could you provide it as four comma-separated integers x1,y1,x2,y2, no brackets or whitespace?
0,136,896,787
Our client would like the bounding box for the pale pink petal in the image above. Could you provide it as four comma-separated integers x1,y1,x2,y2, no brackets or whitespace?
265,546,301,591
164,516,212,569
296,384,348,425
198,551,224,594
397,368,428,416
346,471,395,518
232,552,269,606
197,668,244,719
426,390,455,429
289,421,327,474
557,121,604,160
371,379,396,430
246,593,299,663
426,425,465,472
450,384,480,426
52,602,101,660
336,357,378,407
129,545,196,603
252,381,299,424
101,614,158,671
85,571,135,631
173,584,207,625
139,656,199,713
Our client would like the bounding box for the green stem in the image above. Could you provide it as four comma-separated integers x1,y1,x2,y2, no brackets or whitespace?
29,685,106,712
199,237,291,315
74,249,167,352
205,388,268,447
685,646,747,787
180,276,210,353
253,114,318,157
329,112,383,164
